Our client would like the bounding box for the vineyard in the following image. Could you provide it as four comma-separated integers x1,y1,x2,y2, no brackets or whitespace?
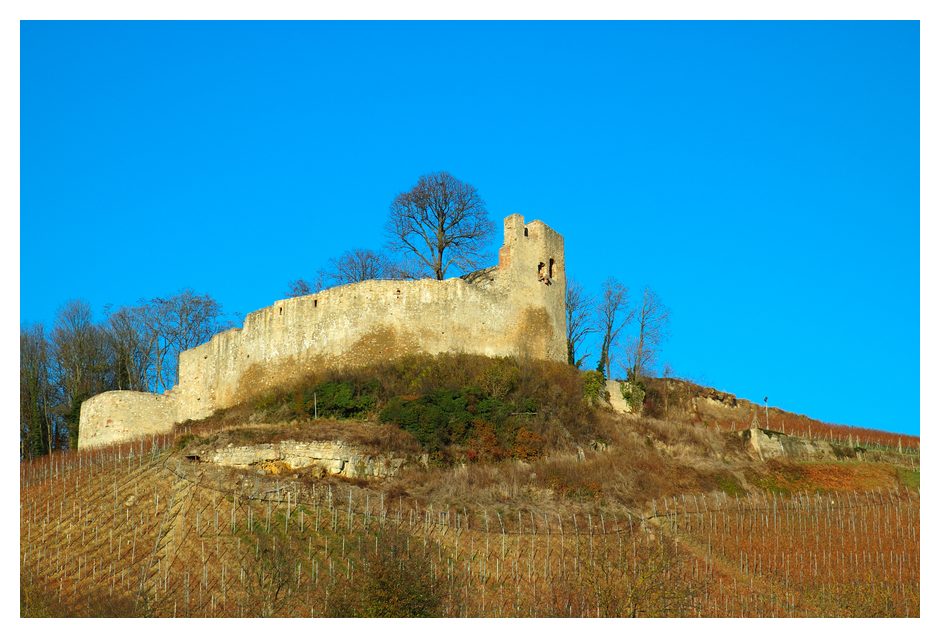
20,436,919,617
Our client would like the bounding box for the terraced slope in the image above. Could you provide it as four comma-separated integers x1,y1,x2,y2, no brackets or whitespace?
20,432,919,617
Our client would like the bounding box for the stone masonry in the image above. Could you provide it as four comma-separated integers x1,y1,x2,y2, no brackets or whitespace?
78,214,567,448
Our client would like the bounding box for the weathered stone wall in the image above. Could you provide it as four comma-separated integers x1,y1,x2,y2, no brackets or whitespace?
78,214,567,449
78,391,179,449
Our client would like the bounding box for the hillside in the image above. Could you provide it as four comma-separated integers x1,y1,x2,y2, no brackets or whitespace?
20,355,920,617
639,377,920,450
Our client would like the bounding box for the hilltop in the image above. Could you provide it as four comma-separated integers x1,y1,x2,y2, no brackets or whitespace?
20,353,919,617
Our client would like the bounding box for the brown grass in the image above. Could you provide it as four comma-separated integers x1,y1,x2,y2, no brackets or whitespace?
644,377,920,451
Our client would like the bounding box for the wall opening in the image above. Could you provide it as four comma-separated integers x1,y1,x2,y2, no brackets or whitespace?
524,227,529,237
314,299,318,308
549,258,555,279
279,307,283,316
538,262,547,283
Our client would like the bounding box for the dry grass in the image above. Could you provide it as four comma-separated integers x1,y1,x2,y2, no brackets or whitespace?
373,412,756,512
644,377,920,451
749,460,908,494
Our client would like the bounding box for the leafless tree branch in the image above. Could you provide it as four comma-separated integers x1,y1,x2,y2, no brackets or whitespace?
385,171,495,280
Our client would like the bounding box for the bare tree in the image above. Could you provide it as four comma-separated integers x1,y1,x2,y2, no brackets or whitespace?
20,325,55,458
50,300,113,447
624,287,670,382
595,278,633,379
565,280,596,367
144,290,226,392
320,248,395,286
285,279,314,298
104,305,155,392
386,171,494,280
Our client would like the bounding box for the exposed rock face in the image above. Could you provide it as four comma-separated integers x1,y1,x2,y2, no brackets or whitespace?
740,428,841,461
606,380,633,414
201,440,408,479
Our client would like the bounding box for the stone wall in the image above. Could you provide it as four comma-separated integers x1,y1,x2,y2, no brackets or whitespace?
78,391,179,449
78,214,567,449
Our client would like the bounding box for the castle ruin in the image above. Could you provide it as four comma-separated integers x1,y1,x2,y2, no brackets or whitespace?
78,214,566,449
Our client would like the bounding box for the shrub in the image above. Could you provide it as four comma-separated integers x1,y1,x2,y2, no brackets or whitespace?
620,381,646,413
715,472,746,497
581,370,606,406
255,379,378,421
468,421,505,462
326,528,449,617
379,390,475,452
513,427,545,461
379,387,532,457
475,360,520,399
303,380,378,419
249,353,601,459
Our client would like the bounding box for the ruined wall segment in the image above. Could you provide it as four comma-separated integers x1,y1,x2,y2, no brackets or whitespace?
78,391,179,449
78,214,566,448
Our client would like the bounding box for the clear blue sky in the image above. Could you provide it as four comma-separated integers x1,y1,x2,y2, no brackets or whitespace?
20,21,919,436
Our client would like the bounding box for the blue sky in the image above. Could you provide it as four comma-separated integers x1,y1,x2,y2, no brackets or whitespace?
20,21,919,435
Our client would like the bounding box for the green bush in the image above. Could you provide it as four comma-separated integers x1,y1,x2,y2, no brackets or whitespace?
248,353,600,458
379,387,530,454
620,381,646,413
581,370,606,406
715,473,746,497
380,391,472,451
302,380,378,419
256,379,378,421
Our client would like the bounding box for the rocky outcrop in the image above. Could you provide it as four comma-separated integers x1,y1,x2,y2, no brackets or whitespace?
606,380,633,414
198,440,409,479
740,428,846,461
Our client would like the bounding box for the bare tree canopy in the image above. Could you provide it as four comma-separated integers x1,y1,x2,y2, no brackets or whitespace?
145,290,226,392
321,248,396,286
595,278,633,379
386,171,495,280
50,300,113,448
624,287,670,381
104,305,154,392
21,291,228,452
565,280,596,368
285,279,314,298
20,325,55,458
